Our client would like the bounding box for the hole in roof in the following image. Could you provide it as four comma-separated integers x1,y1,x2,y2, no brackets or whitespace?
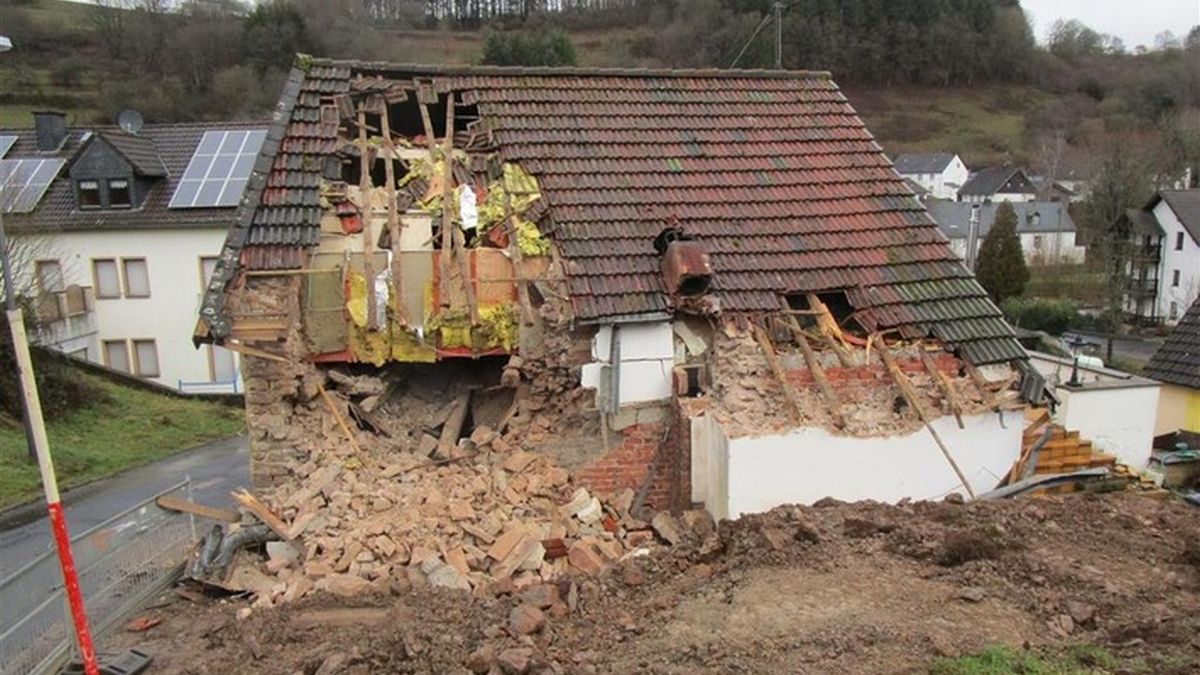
784,290,867,337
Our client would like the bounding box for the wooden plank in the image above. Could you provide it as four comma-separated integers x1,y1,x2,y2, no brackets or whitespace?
223,340,288,363
438,392,471,451
438,92,456,309
379,99,407,325
780,314,845,429
878,344,976,499
752,324,805,425
230,489,292,540
918,348,965,429
417,87,438,153
505,190,535,326
356,107,379,331
318,383,363,455
155,495,239,523
806,293,855,367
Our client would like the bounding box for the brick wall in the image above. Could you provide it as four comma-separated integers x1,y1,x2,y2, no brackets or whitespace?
784,353,962,389
573,405,690,513
228,275,311,490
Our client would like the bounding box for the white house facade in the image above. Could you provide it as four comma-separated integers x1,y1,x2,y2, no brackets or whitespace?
927,200,1086,267
1,114,267,392
1151,191,1200,324
892,153,969,200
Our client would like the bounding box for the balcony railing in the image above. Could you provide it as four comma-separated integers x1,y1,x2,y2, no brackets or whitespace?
1126,278,1159,296
29,285,98,349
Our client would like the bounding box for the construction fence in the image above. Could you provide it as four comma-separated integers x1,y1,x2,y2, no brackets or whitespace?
0,480,197,675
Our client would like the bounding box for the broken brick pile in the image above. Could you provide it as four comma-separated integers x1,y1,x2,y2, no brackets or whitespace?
228,360,709,609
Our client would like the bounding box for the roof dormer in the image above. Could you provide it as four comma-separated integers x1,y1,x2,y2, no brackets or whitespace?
67,131,166,211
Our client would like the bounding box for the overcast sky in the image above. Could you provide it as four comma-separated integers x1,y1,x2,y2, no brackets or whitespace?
1022,0,1200,49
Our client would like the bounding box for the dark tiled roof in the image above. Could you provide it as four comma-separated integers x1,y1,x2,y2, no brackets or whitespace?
2,121,268,233
928,200,1076,237
960,166,1028,197
1145,298,1200,390
203,60,1024,365
1125,208,1163,237
893,152,957,174
98,130,167,176
1158,189,1200,245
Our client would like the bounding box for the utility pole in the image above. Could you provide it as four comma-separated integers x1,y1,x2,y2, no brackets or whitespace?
965,203,981,271
774,1,783,69
0,35,100,675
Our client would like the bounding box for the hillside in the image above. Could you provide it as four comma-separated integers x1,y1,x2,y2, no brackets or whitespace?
1,0,1196,176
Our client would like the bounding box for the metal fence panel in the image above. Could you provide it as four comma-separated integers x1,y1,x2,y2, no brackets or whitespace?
0,480,196,675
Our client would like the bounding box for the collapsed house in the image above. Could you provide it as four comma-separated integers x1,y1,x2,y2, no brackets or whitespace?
196,59,1044,532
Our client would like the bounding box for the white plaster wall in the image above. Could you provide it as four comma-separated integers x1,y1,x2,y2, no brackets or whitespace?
947,231,1084,266
581,321,675,406
1057,384,1160,469
703,412,1020,518
689,412,731,520
940,156,969,200
1153,199,1200,324
15,227,240,390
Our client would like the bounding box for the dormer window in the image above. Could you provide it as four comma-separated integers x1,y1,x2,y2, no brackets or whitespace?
78,180,101,209
108,179,131,208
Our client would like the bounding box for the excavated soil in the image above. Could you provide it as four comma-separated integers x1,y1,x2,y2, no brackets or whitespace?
111,492,1200,674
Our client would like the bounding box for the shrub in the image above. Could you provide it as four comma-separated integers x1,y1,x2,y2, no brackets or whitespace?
1001,296,1080,335
480,28,577,67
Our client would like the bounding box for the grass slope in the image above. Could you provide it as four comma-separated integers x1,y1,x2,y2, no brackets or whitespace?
0,373,244,508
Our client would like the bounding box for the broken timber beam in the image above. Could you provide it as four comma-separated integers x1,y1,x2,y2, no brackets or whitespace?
356,107,379,331
230,489,292,540
222,339,288,363
806,293,855,367
918,348,965,428
438,92,456,310
504,191,535,326
752,324,805,425
780,315,846,429
379,100,407,325
156,495,239,523
877,343,976,499
438,391,471,454
318,383,363,455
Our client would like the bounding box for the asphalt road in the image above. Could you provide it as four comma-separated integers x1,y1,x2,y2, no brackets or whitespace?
0,435,250,576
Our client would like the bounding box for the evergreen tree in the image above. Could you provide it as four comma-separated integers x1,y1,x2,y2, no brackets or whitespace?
975,202,1029,304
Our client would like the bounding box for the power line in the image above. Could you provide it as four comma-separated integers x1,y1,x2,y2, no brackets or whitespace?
727,0,802,69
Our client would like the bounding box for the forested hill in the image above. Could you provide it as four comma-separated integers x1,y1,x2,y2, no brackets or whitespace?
1,0,1197,171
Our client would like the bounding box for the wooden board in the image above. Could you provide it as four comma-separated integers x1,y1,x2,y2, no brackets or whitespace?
156,495,239,523
231,488,292,540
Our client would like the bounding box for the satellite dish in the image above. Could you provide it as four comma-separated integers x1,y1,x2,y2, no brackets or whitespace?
117,109,144,135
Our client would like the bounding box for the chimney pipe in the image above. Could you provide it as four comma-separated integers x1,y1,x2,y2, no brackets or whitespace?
33,111,68,152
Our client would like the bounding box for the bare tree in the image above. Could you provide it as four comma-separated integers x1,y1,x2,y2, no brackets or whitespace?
91,0,134,58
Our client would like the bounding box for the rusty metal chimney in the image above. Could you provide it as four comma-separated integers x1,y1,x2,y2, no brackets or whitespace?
655,227,712,298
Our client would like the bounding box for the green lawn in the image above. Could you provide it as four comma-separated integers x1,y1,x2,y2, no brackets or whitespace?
1026,264,1107,307
0,373,244,508
931,645,1120,675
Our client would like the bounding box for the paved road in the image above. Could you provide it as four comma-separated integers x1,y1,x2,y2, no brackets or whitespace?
0,435,249,575
1064,331,1164,368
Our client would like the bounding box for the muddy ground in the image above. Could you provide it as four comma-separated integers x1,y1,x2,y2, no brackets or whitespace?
111,492,1200,674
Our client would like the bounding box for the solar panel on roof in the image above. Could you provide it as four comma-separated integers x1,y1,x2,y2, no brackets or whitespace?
0,136,15,159
0,158,65,213
169,129,266,209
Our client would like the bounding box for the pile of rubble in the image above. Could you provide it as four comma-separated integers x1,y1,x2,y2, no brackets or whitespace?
196,365,705,609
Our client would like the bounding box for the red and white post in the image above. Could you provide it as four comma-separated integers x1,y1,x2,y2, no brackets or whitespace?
2,220,99,673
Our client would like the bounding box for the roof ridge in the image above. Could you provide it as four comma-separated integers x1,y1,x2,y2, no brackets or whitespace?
304,57,833,81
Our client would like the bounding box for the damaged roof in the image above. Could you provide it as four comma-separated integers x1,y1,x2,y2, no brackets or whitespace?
1145,298,1200,390
201,59,1024,365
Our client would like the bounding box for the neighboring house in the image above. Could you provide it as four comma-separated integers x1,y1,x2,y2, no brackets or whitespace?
927,199,1086,266
892,152,968,200
1027,350,1161,468
958,166,1038,203
1145,297,1200,434
0,111,267,392
197,60,1038,516
1122,189,1200,326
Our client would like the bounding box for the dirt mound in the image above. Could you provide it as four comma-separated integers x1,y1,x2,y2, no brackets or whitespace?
114,492,1200,674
